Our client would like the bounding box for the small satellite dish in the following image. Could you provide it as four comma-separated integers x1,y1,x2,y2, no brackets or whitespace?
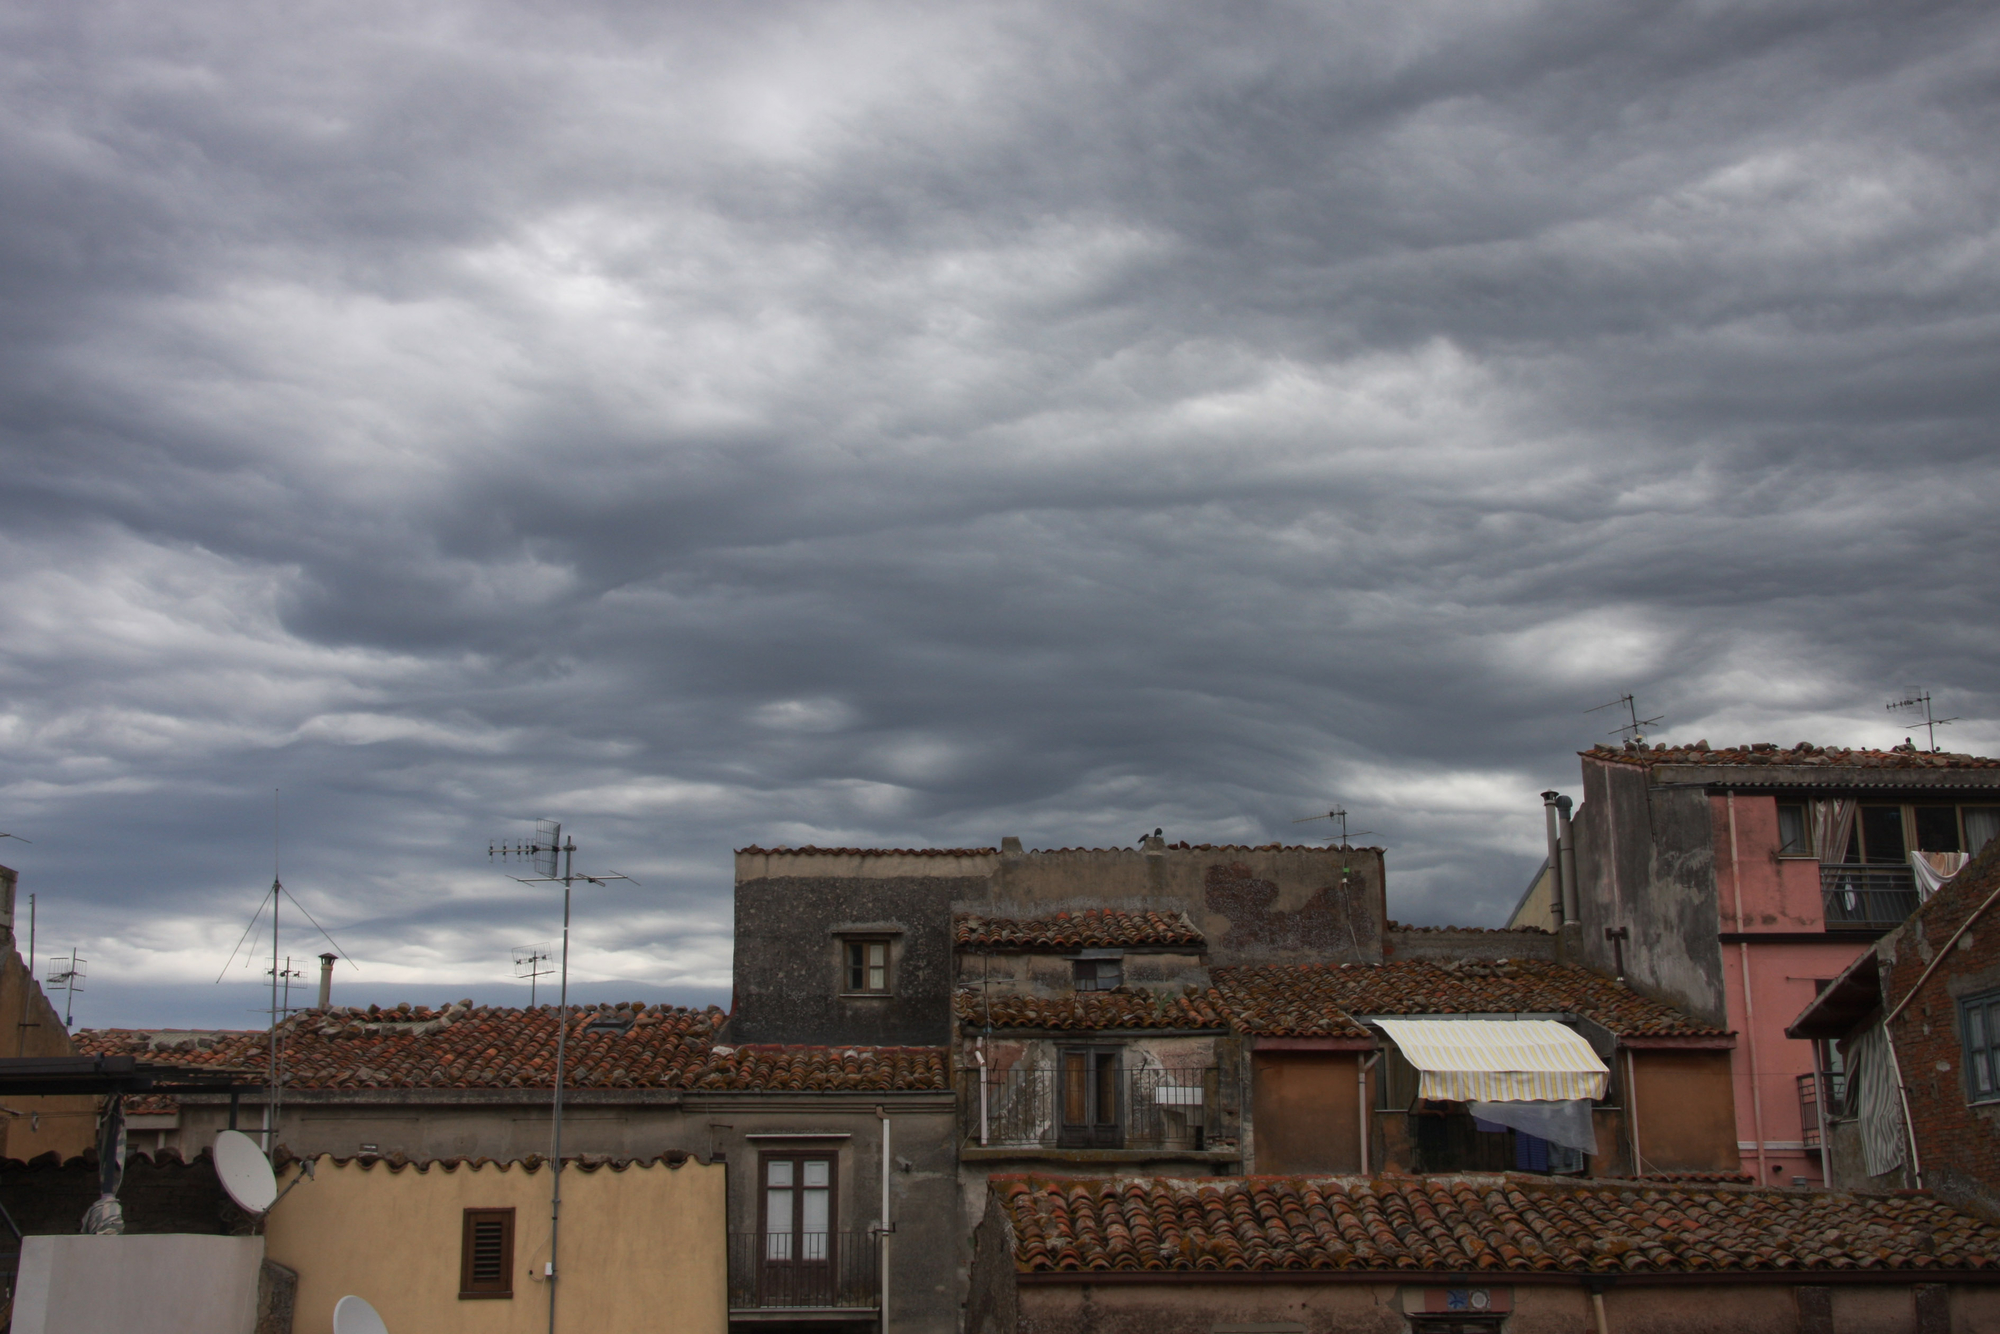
333,1295,390,1334
213,1129,278,1214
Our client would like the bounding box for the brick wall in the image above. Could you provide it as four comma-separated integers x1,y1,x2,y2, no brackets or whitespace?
1881,840,2000,1223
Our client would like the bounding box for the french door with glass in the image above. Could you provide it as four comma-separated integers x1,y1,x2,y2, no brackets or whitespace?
761,1154,836,1306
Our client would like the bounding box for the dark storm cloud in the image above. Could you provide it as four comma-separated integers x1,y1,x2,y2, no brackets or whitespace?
3,0,1998,1025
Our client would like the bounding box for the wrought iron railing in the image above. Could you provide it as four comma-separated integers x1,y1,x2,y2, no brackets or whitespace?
727,1229,879,1311
1820,865,1920,929
1798,1071,1846,1150
961,1066,1221,1150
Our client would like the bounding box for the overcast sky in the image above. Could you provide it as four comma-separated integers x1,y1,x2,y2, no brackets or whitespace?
4,1,1997,1029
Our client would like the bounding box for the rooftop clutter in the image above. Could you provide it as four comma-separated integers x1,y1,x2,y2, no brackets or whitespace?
1585,741,2000,769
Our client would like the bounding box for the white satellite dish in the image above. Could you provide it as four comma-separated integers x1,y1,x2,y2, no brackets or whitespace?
333,1295,390,1334
213,1129,278,1214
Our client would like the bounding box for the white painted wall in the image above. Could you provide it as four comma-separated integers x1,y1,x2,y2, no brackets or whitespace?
12,1234,264,1334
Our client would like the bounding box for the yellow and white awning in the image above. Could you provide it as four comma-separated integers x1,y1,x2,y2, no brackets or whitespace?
1375,1018,1607,1102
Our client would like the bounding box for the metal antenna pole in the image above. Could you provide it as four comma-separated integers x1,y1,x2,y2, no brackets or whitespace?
548,835,575,1334
268,788,281,1153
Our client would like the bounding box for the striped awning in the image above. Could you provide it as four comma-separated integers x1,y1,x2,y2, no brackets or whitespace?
1376,1018,1608,1102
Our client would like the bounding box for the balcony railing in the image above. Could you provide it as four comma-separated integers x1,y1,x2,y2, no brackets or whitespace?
1798,1071,1845,1151
961,1066,1221,1151
727,1230,879,1313
1820,864,1920,929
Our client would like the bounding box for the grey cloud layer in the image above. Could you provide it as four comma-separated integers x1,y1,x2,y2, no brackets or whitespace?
3,0,1997,1026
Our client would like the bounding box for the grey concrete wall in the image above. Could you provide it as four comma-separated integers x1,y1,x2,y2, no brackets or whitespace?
13,1234,265,1334
1574,758,1728,1028
728,874,968,1046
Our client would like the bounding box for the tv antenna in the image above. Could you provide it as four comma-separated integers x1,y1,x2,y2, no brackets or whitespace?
1292,806,1373,848
215,790,356,1151
45,950,84,1028
513,944,555,1006
1589,693,1662,745
488,819,636,1334
1888,691,1957,753
268,957,306,1015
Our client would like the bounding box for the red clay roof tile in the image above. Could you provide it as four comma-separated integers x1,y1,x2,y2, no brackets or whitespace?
957,910,1205,950
996,1174,2000,1275
78,1003,947,1093
955,989,1230,1031
1586,743,2000,770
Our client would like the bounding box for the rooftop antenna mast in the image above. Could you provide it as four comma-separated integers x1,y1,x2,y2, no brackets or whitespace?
1888,690,1958,753
1296,804,1376,844
1589,693,1663,745
513,944,555,1007
489,819,635,1334
45,949,84,1028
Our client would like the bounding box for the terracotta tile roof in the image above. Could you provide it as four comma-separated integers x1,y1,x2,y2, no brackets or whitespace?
1388,921,1552,935
955,989,1230,1031
738,845,995,856
1210,960,1724,1039
121,1094,180,1116
78,1003,947,1093
1586,742,2000,770
996,1175,2000,1275
957,910,1205,951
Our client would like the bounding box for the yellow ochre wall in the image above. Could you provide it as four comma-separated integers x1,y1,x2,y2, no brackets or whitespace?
264,1155,727,1334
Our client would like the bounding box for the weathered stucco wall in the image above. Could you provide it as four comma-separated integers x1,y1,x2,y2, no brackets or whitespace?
265,1155,726,1334
1382,927,1557,963
0,866,98,1162
1574,759,1728,1028
728,873,965,1046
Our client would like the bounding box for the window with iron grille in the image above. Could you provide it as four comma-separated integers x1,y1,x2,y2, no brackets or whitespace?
460,1207,515,1299
1962,990,2000,1106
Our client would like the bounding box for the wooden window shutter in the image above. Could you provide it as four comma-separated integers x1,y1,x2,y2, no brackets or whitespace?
460,1207,516,1299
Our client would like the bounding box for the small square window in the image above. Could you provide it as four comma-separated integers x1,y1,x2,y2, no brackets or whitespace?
1963,991,2000,1105
460,1207,515,1299
1072,958,1122,991
845,939,890,994
1776,803,1811,856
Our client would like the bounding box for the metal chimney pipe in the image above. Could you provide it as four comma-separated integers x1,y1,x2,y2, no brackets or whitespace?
1555,795,1579,925
1539,793,1564,927
317,952,337,1009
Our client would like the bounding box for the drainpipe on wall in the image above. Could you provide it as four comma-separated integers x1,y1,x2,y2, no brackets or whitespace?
1727,792,1770,1186
1556,795,1579,925
316,953,336,1010
1625,1047,1643,1176
1541,793,1565,927
876,1105,892,1334
1358,1052,1380,1177
974,1038,989,1147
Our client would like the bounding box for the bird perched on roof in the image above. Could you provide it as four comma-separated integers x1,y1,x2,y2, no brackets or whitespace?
1136,827,1162,846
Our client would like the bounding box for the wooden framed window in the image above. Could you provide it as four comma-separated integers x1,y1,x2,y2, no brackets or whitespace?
459,1207,515,1299
844,939,890,994
1775,803,1811,857
1071,957,1123,991
1058,1046,1122,1148
1962,991,2000,1106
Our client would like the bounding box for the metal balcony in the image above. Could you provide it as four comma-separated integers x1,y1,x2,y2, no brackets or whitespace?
1820,864,1920,929
727,1229,878,1315
1797,1071,1844,1151
961,1066,1220,1151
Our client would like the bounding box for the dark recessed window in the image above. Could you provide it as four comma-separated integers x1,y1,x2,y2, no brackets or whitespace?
1962,991,2000,1105
845,939,890,994
1072,958,1123,991
460,1208,515,1299
1915,806,1963,854
1857,806,1907,864
1776,804,1810,856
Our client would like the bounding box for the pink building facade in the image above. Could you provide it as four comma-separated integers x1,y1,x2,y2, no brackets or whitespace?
1565,742,2000,1189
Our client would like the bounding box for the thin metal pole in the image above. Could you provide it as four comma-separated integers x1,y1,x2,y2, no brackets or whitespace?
269,878,280,1152
548,838,574,1334
26,894,34,978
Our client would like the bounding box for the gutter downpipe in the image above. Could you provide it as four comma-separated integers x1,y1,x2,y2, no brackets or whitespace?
1592,1287,1612,1334
1625,1047,1643,1176
1878,874,2000,1189
975,1038,989,1146
1541,793,1565,927
1557,795,1579,925
1728,792,1770,1186
877,1105,892,1334
1358,1052,1381,1176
